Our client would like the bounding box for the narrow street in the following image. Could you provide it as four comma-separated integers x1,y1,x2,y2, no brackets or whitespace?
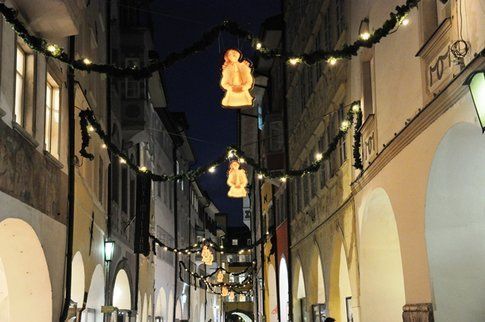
0,0,484,322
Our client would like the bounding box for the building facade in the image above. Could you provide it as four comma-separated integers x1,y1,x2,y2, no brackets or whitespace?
251,0,484,321
0,1,228,322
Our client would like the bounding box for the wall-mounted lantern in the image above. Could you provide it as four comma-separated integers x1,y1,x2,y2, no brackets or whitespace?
104,240,115,262
465,71,485,132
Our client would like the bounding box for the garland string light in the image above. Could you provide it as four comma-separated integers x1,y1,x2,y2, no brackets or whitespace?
0,0,420,78
150,232,270,255
178,261,253,296
79,102,363,183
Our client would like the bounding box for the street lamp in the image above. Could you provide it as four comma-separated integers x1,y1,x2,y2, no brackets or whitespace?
104,240,115,262
465,70,485,132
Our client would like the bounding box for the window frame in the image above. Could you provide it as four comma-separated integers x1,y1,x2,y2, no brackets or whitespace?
14,46,26,126
44,73,61,158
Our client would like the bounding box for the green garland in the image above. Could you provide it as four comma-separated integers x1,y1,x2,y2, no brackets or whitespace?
179,261,253,296
0,0,420,78
79,102,363,182
149,230,270,256
353,107,364,170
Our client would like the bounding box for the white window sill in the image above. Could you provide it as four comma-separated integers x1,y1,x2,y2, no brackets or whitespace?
43,150,64,169
12,122,39,148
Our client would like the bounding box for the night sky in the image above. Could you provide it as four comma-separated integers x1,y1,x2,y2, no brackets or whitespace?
151,1,281,226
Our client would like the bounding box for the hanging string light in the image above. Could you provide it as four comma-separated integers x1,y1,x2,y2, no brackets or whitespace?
0,1,421,78
79,100,365,184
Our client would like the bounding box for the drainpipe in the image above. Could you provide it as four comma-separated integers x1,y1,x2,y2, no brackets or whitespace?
280,1,294,319
60,34,76,322
105,1,113,315
257,127,266,321
172,143,179,321
187,183,192,321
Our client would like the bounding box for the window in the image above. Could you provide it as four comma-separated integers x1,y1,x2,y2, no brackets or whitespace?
125,58,141,99
338,106,347,165
98,157,104,205
232,239,238,246
45,74,61,157
319,136,326,189
362,60,375,119
113,157,120,203
336,0,345,37
15,47,26,125
323,9,332,50
130,178,135,218
269,121,283,152
14,41,35,133
121,167,128,212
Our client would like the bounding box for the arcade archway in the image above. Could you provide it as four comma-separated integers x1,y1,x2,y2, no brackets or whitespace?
82,264,105,322
279,257,289,321
112,269,131,310
426,123,485,321
71,251,86,308
155,288,167,321
0,218,53,322
360,188,405,322
267,263,278,322
292,259,307,322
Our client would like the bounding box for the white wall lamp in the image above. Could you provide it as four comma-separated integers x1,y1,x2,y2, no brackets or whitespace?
104,240,115,262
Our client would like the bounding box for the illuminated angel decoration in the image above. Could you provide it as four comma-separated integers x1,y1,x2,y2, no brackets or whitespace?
221,286,229,297
220,49,254,109
227,160,248,198
229,291,235,301
201,245,214,266
216,270,225,283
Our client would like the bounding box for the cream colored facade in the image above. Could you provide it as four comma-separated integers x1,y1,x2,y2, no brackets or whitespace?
283,0,485,321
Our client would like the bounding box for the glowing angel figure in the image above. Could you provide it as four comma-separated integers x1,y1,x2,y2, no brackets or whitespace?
220,49,255,109
227,160,248,198
216,270,225,283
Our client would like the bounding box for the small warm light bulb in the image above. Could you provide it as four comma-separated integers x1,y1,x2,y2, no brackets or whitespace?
163,246,168,251
400,15,410,26
83,58,92,65
208,166,216,173
257,173,264,180
255,42,262,50
139,166,148,172
327,57,338,66
315,152,323,161
288,57,301,66
119,158,127,164
227,150,236,159
352,102,361,113
101,143,107,149
46,44,61,56
87,125,95,132
238,158,246,164
340,120,351,131
280,177,287,183
359,32,371,40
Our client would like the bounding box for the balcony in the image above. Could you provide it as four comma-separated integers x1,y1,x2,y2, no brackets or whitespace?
11,0,79,39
